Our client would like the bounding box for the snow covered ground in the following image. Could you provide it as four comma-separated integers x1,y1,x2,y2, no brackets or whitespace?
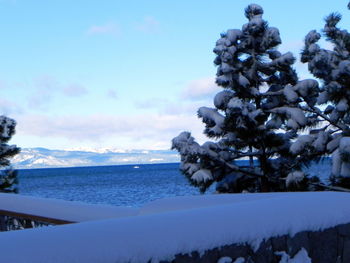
0,193,138,222
0,192,349,262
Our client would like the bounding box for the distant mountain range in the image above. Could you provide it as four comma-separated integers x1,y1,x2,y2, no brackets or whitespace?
11,148,180,169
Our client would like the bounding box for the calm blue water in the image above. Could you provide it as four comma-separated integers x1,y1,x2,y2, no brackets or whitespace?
18,163,202,207
17,160,332,207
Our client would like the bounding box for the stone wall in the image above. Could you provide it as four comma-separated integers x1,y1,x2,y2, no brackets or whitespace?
161,223,350,263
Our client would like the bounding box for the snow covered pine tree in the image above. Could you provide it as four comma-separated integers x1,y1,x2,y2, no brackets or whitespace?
0,116,20,193
300,2,350,189
172,4,321,193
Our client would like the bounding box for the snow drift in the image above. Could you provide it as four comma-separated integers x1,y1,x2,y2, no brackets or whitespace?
0,192,350,262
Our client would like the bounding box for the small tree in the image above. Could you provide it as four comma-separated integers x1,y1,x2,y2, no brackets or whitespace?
300,3,350,188
0,116,20,193
172,4,320,193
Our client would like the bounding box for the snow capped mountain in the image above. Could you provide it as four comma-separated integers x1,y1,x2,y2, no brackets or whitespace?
12,148,180,169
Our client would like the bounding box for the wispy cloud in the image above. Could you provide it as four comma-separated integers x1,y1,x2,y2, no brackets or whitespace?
27,75,59,110
181,77,220,101
27,76,88,110
86,22,120,37
0,79,9,90
134,98,168,109
134,77,220,116
135,97,203,116
16,112,207,149
63,84,88,97
0,98,22,116
106,89,118,99
135,16,160,34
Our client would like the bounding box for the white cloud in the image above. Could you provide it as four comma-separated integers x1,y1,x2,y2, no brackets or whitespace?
15,112,207,149
134,96,205,117
134,77,220,116
27,76,89,110
17,78,216,150
27,75,59,110
181,77,221,101
135,16,160,34
0,98,22,116
134,98,168,109
86,22,120,37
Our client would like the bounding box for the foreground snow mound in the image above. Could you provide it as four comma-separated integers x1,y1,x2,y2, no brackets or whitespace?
0,192,350,262
139,192,292,215
0,193,138,222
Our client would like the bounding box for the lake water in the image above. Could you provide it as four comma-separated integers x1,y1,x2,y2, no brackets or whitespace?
18,163,202,207
17,159,332,207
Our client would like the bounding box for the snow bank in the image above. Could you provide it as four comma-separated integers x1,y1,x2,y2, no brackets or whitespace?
1,192,350,262
276,248,311,263
139,192,291,215
0,193,138,222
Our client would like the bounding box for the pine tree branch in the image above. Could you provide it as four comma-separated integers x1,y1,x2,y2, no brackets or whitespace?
215,156,264,178
310,182,350,192
249,146,254,168
226,162,265,178
235,149,277,158
261,90,284,97
302,105,348,131
330,129,342,134
225,162,280,184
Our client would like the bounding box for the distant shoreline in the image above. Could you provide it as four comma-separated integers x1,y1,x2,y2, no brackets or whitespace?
16,162,181,171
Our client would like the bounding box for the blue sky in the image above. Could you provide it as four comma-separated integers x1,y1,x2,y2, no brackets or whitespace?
1,0,350,150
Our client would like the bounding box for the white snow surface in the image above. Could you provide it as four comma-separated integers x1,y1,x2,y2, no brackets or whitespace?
339,136,350,155
1,192,350,262
312,131,328,152
285,171,305,187
228,97,243,109
317,91,329,104
0,193,138,222
272,52,294,68
294,79,318,97
217,256,233,263
327,134,341,152
139,192,290,215
276,248,311,263
221,62,234,73
238,74,250,88
336,137,350,177
266,116,282,129
272,107,307,128
198,106,225,134
332,149,342,176
191,169,213,183
214,90,234,109
336,98,349,112
283,85,298,103
290,135,314,155
226,29,241,43
341,161,350,178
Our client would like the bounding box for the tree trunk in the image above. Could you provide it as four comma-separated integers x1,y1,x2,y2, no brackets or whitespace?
249,146,254,168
